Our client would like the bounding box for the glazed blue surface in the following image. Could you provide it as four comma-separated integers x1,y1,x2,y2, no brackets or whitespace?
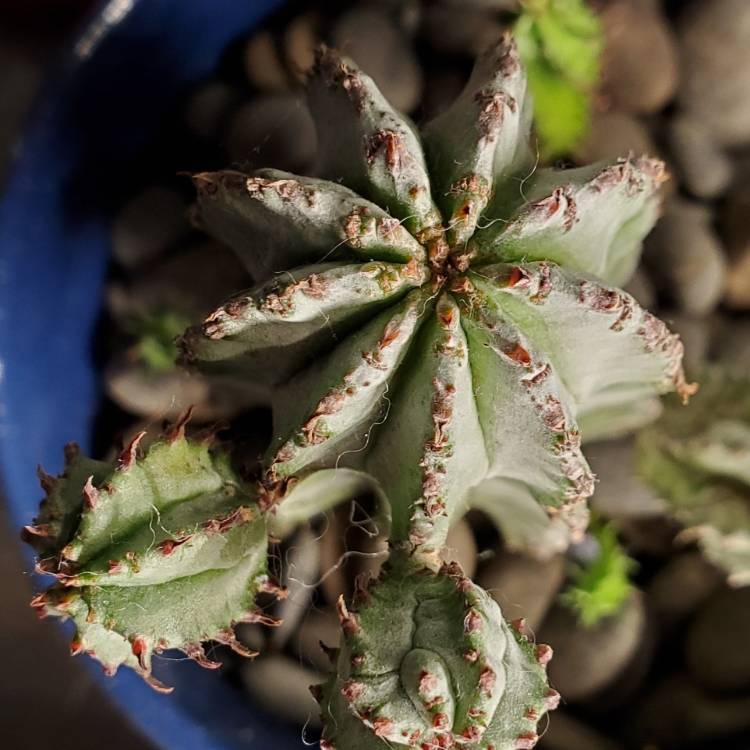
0,1,303,748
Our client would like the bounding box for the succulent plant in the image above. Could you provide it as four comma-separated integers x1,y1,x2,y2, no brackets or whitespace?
316,554,558,750
182,35,690,564
25,31,693,750
638,370,750,587
23,419,282,691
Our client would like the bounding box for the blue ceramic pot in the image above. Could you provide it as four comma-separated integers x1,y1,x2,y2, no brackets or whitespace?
0,1,304,747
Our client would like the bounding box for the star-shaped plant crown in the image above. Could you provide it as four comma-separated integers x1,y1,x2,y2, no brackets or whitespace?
182,35,691,563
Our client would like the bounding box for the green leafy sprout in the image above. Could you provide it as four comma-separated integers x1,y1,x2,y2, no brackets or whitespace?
128,310,191,373
515,0,604,159
561,521,636,628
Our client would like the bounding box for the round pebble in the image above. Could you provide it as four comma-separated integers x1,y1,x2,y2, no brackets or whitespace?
643,198,727,316
711,317,750,371
318,508,349,605
332,7,423,113
668,115,733,200
111,186,189,270
318,504,388,605
614,516,683,558
106,356,267,422
421,68,467,121
224,95,316,172
241,656,322,728
396,0,422,36
601,0,679,114
540,710,624,750
477,551,565,631
586,437,666,519
294,609,341,674
686,586,750,692
575,110,657,165
283,13,318,81
720,185,750,309
678,0,750,147
184,80,238,141
421,4,504,58
647,552,723,628
105,357,211,421
437,0,519,8
639,675,750,746
236,623,265,655
663,312,711,377
243,31,290,92
725,253,750,310
540,591,647,702
721,184,750,257
107,240,250,324
623,267,657,310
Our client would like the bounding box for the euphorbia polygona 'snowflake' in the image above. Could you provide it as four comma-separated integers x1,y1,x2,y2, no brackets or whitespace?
182,36,691,562
26,33,693,750
24,420,282,691
316,554,559,750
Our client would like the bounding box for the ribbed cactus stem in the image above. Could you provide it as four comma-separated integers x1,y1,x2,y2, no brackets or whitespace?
183,35,689,561
24,417,282,690
317,551,557,749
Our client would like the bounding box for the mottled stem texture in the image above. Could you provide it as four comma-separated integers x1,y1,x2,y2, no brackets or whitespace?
25,32,692,750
